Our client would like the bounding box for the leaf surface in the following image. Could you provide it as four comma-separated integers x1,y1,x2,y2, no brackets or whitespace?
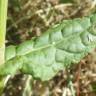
1,14,96,81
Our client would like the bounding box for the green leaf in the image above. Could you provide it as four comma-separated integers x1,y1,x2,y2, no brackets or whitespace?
1,14,96,81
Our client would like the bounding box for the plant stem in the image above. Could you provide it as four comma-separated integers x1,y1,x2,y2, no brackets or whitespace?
0,0,8,95
0,0,8,64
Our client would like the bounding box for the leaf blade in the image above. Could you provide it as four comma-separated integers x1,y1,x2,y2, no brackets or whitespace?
1,14,96,81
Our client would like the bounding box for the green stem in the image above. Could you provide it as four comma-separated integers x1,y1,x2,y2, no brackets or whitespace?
0,0,8,95
0,0,8,64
